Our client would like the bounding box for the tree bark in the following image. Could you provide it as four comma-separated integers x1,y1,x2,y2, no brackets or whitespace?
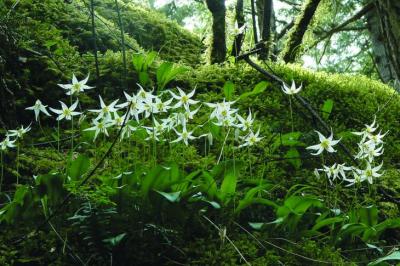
366,0,400,87
256,0,274,59
205,0,226,64
231,0,244,57
281,0,321,63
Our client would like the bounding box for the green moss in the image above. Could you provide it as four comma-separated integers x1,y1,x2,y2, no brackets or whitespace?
90,0,205,66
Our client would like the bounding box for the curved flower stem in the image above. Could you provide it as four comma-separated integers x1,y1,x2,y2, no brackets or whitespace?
0,151,3,192
16,140,20,185
70,95,74,154
248,147,252,178
217,127,231,164
289,96,294,132
57,120,60,153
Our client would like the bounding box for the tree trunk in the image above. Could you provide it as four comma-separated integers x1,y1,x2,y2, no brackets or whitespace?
256,0,274,59
281,0,321,63
231,0,244,57
205,0,226,64
366,0,400,87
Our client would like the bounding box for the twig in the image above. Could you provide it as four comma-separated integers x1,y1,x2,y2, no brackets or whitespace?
202,215,251,266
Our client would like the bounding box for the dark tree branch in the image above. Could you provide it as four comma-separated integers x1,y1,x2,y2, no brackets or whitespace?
281,0,322,63
276,20,294,40
308,2,374,50
241,55,357,164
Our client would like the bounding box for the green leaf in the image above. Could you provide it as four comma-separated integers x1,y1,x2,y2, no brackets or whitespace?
249,222,265,230
67,154,90,181
235,184,277,214
312,217,344,231
201,171,218,199
155,190,181,203
139,71,149,86
143,51,157,71
13,185,30,206
212,160,244,203
359,205,378,227
223,81,235,101
132,53,145,72
141,165,165,198
285,148,301,169
321,99,334,120
238,81,269,100
280,132,303,146
368,251,400,266
103,233,126,247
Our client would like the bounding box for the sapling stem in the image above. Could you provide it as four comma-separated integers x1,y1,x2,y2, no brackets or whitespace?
289,96,294,132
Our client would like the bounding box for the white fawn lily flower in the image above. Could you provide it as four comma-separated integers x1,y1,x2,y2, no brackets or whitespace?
170,87,199,111
25,99,51,121
141,97,156,118
121,124,137,141
0,136,16,151
58,73,93,96
232,23,246,36
183,106,201,120
281,80,302,95
365,130,387,146
352,117,378,142
206,99,237,120
89,95,119,121
171,125,196,146
110,112,127,127
356,162,383,184
143,118,167,137
153,97,173,114
136,84,156,102
84,119,113,140
345,171,364,187
8,124,32,139
238,129,263,148
360,144,384,163
321,164,339,183
336,163,352,180
50,100,81,121
306,130,341,155
117,92,143,122
236,110,254,131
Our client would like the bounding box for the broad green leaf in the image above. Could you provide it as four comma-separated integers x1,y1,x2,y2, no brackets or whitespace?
223,81,235,101
139,71,149,86
132,53,145,72
155,190,181,203
285,148,301,169
220,171,237,202
359,205,378,227
67,154,90,181
238,81,269,100
103,233,126,247
13,185,30,206
36,173,66,203
368,251,400,266
143,51,157,71
141,165,165,198
312,217,344,231
236,197,278,214
201,171,218,199
249,222,265,230
321,99,334,120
